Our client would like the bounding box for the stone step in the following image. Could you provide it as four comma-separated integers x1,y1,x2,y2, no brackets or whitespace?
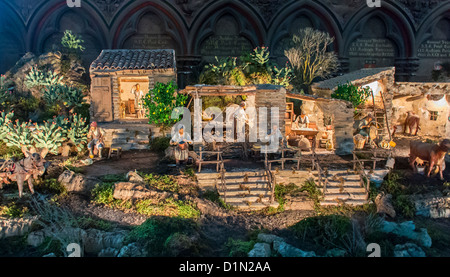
320,199,368,206
223,201,279,211
324,186,366,194
323,192,367,201
219,188,270,197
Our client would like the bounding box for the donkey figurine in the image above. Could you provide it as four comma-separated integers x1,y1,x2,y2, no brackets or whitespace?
1,147,49,198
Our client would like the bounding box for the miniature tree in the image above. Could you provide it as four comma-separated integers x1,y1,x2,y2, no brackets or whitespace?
331,82,373,109
142,81,188,131
284,28,339,91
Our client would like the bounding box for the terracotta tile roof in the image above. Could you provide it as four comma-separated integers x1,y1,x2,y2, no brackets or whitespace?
90,49,176,71
314,67,394,90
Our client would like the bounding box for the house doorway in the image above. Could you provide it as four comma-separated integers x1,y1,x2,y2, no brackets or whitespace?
118,77,149,120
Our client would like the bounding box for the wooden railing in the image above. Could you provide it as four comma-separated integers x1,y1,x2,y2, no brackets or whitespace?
264,168,276,203
352,152,370,198
219,161,227,203
312,149,328,197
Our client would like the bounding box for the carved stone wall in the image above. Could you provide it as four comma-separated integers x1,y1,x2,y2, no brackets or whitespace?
0,0,449,84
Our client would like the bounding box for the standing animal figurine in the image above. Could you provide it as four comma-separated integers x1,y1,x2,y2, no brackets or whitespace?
404,111,420,136
409,139,450,180
1,147,49,197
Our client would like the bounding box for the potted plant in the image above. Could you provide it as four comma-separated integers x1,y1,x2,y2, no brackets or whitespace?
324,115,333,130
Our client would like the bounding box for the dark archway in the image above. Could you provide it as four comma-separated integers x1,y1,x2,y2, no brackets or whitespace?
268,0,343,65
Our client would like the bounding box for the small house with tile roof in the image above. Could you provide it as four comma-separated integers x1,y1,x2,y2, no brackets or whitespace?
89,49,177,122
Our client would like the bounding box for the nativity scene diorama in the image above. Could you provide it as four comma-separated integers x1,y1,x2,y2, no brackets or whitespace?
0,0,449,257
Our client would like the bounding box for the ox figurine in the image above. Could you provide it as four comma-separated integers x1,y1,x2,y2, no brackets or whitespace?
409,139,450,180
0,147,50,197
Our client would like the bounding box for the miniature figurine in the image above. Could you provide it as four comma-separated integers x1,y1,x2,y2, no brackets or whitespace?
1,147,49,198
87,121,105,159
132,83,145,119
404,111,420,136
170,125,193,165
294,110,310,129
409,139,450,180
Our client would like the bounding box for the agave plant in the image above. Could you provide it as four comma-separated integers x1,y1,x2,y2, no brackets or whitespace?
31,120,65,155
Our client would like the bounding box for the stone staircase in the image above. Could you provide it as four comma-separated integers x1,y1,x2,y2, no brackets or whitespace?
196,170,279,211
316,169,368,206
100,122,164,151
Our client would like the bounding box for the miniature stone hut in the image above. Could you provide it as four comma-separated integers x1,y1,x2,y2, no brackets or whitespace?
181,84,287,145
312,66,450,139
89,49,177,123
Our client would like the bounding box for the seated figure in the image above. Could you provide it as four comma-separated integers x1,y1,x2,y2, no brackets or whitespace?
87,122,105,159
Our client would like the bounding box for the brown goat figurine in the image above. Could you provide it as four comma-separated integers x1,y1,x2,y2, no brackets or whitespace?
409,139,450,180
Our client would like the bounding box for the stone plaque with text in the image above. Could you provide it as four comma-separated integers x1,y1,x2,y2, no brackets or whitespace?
418,40,450,58
348,38,395,58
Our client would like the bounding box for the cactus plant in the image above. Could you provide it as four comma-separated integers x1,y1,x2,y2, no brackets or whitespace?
67,114,88,152
25,65,63,90
43,84,84,109
6,120,34,149
0,111,14,142
272,64,293,87
0,75,12,106
250,46,270,66
31,120,65,155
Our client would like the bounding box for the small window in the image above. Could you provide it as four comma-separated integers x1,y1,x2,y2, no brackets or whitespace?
430,111,438,121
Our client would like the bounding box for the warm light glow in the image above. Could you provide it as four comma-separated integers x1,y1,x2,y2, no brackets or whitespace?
363,81,382,96
426,95,449,111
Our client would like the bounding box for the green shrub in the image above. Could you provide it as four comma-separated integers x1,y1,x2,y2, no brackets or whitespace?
201,190,235,211
142,173,179,193
143,81,188,128
135,198,200,219
126,217,199,256
35,178,66,195
0,202,29,218
149,137,171,153
290,214,352,250
394,195,416,219
331,82,372,108
225,238,255,257
76,216,113,231
91,183,116,206
274,183,301,211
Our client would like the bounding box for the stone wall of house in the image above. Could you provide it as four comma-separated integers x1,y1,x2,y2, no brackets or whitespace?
392,82,450,138
316,100,355,155
254,85,286,137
